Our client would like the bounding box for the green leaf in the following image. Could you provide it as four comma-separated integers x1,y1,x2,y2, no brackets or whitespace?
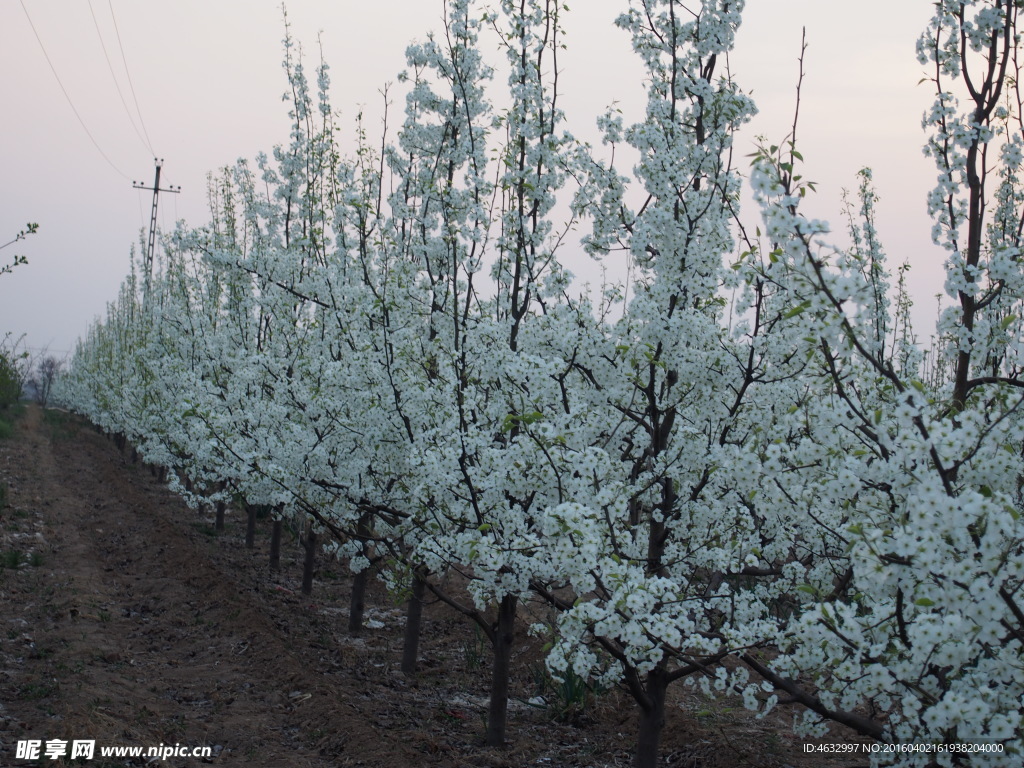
914,597,935,607
784,300,812,319
521,410,544,425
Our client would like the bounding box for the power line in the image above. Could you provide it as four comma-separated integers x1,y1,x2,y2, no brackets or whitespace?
19,0,132,181
107,0,155,155
88,0,154,156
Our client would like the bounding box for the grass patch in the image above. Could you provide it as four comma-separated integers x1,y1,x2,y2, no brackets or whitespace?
43,407,75,439
19,679,58,700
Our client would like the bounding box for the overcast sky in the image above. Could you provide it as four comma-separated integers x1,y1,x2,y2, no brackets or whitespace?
1,1,940,358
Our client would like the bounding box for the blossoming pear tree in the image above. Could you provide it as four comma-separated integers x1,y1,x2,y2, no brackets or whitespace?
524,3,833,766
743,0,1024,762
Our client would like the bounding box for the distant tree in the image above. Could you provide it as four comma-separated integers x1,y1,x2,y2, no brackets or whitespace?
0,335,28,410
31,355,63,408
0,355,20,409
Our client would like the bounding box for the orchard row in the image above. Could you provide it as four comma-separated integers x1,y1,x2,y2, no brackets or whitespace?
56,2,1024,766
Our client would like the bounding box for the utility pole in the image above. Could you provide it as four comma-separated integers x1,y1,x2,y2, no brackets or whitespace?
132,158,180,284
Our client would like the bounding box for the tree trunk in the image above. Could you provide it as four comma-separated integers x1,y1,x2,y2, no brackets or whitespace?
635,667,669,768
401,570,428,675
245,503,257,549
269,519,283,569
347,512,373,634
301,522,316,596
215,500,225,532
486,594,517,747
348,567,369,634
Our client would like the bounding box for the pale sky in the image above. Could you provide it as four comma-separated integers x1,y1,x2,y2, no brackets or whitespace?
1,1,940,358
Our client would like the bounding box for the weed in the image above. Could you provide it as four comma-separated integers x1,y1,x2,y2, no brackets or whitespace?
0,403,24,439
191,522,219,537
249,503,273,520
29,550,43,567
98,610,111,623
529,662,604,724
694,701,735,722
2,549,23,569
462,624,488,671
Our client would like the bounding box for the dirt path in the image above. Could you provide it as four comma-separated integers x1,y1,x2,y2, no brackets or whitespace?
0,406,367,766
0,406,866,768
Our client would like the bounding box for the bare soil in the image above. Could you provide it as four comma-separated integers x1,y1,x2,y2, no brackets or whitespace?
0,405,869,767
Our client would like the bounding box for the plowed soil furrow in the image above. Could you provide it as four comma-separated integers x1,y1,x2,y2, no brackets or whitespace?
0,406,360,766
